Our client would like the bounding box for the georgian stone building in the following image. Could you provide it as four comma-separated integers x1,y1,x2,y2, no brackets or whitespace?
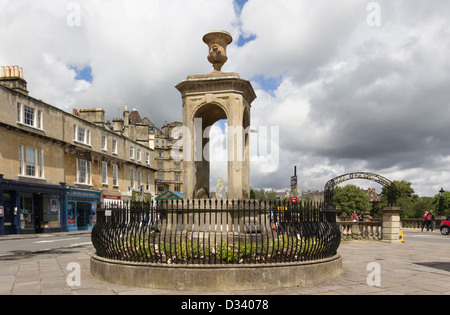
114,106,184,195
154,121,183,194
0,66,156,235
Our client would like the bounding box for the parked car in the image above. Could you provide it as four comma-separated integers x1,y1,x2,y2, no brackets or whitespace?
440,216,450,235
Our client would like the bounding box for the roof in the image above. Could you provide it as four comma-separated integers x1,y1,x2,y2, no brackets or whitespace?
155,190,183,200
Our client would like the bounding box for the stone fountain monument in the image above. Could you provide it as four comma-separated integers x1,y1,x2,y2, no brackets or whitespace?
176,31,257,200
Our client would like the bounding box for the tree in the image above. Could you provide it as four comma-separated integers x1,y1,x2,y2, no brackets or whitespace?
432,190,450,217
377,180,418,218
251,188,278,203
333,185,371,217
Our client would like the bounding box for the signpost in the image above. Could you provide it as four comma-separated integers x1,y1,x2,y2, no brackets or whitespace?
290,166,298,199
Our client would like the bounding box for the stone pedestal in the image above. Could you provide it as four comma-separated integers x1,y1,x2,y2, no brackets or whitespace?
382,207,403,243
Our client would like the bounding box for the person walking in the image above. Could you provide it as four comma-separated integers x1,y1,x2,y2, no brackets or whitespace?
421,211,428,232
351,211,358,222
426,210,435,232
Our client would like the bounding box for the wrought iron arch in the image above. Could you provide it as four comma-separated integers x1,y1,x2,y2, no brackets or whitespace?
324,172,397,207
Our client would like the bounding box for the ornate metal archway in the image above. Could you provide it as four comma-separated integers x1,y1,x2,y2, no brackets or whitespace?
324,172,397,207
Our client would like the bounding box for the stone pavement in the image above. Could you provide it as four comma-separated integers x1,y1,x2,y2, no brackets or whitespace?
0,230,449,295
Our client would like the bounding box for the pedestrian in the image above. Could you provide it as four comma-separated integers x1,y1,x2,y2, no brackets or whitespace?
426,210,435,232
358,211,364,222
421,211,428,232
351,211,358,222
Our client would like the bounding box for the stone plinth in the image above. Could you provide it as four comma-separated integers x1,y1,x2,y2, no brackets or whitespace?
382,207,403,243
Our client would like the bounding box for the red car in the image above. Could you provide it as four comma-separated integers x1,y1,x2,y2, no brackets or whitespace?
440,216,450,235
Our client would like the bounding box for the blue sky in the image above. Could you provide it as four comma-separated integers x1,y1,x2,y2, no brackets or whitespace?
70,65,93,83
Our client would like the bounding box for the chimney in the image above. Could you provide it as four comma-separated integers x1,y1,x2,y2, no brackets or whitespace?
78,108,105,127
123,104,129,127
0,65,29,95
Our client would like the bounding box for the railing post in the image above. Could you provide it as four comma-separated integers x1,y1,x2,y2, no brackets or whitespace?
382,207,403,243
351,223,360,240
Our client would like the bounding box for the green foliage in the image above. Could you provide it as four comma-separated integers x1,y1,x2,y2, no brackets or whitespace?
122,234,324,264
332,185,371,216
432,190,450,217
251,188,278,203
373,181,447,218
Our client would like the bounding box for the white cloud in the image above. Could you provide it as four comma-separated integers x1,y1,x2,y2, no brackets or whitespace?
1,0,450,197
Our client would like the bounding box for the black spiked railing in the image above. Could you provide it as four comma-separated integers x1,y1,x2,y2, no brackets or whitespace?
91,199,341,265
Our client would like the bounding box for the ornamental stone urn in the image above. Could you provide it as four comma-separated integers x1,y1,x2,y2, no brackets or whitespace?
203,30,233,72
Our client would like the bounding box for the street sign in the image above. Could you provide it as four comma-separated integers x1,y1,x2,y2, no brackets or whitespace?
290,197,297,204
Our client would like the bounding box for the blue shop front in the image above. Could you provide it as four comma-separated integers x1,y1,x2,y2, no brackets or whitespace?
66,187,101,232
0,175,67,235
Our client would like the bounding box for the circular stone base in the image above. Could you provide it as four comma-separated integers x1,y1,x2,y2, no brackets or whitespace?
90,254,342,291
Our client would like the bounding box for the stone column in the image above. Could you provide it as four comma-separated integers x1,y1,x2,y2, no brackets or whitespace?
382,207,402,243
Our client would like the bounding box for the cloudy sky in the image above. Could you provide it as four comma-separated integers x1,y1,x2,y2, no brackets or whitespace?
1,0,449,197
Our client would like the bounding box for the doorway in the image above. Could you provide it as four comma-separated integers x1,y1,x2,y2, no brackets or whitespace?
77,202,91,230
3,192,17,234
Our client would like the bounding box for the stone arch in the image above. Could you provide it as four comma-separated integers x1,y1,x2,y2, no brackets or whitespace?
192,102,228,198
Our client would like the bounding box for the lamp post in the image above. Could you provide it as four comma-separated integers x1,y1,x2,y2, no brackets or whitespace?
438,188,445,217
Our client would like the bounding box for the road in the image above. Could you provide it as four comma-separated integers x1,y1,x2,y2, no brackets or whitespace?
0,229,447,262
0,232,92,261
402,229,450,245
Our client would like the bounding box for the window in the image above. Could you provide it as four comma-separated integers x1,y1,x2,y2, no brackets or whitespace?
78,127,86,143
25,146,36,176
24,106,34,126
158,172,164,181
112,139,118,154
18,145,44,179
175,161,181,170
18,145,23,175
146,152,150,164
130,169,135,189
79,160,87,183
157,161,164,169
174,173,180,181
130,146,134,159
39,150,44,178
155,140,159,147
102,161,108,185
101,135,107,151
75,159,92,185
174,184,181,192
137,149,141,162
17,103,22,123
157,151,163,157
146,174,150,191
73,125,91,145
113,165,118,187
17,104,43,129
37,110,43,129
137,171,142,190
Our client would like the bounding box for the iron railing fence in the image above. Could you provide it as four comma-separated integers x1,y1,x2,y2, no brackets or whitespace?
91,199,341,265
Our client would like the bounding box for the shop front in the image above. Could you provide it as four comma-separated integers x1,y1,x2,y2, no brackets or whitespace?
0,175,67,235
66,187,101,232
